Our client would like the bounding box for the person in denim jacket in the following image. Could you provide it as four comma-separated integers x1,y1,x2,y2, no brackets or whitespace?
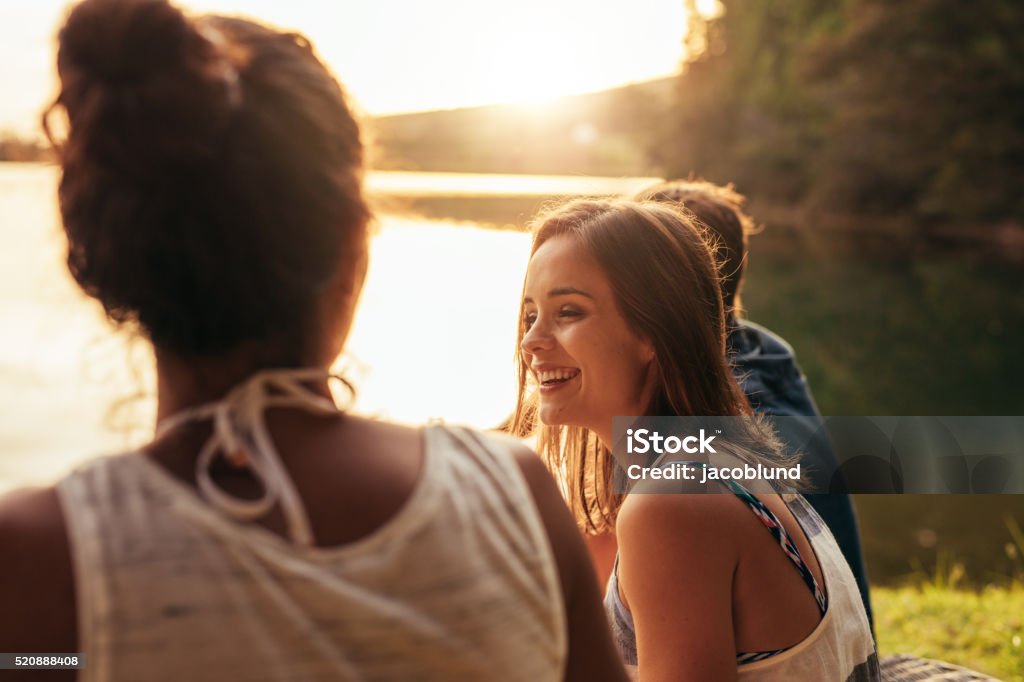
637,180,874,631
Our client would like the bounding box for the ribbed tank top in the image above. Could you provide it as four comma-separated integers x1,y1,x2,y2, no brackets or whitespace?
57,424,567,681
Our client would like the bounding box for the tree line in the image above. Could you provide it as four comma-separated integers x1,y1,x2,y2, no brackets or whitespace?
0,132,51,163
660,0,1024,231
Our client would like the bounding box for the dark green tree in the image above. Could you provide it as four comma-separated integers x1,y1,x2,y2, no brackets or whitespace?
661,0,1024,229
658,1,840,202
806,0,1024,224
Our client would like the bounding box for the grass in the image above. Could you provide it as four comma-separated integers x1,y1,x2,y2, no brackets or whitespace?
873,525,1024,682
874,581,1024,681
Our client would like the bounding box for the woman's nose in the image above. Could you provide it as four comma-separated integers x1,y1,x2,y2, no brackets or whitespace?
521,321,554,355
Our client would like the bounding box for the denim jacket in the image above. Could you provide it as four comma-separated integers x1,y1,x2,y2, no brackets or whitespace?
728,319,823,419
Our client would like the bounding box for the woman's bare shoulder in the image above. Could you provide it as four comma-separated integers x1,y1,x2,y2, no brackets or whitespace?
0,485,77,652
616,491,747,566
342,413,423,444
0,485,67,549
614,492,743,679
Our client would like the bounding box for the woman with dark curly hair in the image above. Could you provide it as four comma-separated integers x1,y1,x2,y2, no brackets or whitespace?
0,2,625,680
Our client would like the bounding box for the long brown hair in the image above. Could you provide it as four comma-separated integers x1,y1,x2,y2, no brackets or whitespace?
512,199,758,533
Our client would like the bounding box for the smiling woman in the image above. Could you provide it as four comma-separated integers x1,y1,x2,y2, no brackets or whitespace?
513,198,747,533
511,198,879,680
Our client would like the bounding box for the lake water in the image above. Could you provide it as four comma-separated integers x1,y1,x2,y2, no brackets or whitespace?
0,163,658,492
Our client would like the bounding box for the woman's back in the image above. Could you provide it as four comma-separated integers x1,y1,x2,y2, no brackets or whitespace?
59,416,567,681
0,2,629,679
606,485,879,680
732,493,879,680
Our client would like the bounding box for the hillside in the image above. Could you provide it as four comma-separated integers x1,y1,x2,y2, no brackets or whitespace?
367,77,674,177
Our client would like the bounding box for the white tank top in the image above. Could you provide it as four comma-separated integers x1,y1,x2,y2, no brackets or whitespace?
735,494,879,680
605,490,879,681
57,371,566,681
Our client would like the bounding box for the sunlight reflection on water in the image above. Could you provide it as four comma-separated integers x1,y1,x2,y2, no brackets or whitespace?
0,165,563,491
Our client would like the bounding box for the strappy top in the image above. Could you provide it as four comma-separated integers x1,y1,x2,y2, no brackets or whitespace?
604,462,879,680
57,369,567,681
150,368,349,546
717,469,828,663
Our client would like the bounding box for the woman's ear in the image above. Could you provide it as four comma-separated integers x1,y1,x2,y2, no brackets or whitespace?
642,337,657,364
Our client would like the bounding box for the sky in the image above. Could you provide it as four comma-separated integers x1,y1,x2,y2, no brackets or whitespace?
0,0,702,137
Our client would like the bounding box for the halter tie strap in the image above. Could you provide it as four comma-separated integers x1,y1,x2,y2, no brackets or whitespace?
155,368,351,547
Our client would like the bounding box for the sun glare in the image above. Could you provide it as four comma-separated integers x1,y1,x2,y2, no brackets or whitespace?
479,29,585,107
695,0,723,19
0,0,690,133
179,0,687,114
429,2,689,110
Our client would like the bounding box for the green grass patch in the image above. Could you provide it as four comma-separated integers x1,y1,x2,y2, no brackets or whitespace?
872,516,1024,679
874,581,1024,681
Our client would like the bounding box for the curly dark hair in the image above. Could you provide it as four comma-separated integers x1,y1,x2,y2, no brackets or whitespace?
45,0,369,360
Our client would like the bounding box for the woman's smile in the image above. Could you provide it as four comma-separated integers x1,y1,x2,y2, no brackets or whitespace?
535,366,581,392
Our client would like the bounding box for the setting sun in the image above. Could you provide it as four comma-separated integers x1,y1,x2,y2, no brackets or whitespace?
0,0,692,132
180,0,691,113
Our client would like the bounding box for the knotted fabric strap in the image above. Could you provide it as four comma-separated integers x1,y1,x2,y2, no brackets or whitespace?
155,368,352,547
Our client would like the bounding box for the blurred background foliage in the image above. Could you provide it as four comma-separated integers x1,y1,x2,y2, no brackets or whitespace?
666,0,1024,233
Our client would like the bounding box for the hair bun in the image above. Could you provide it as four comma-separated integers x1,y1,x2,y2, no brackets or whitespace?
59,0,202,86
56,0,239,170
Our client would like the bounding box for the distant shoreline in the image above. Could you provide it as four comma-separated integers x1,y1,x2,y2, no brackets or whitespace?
3,161,1019,260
